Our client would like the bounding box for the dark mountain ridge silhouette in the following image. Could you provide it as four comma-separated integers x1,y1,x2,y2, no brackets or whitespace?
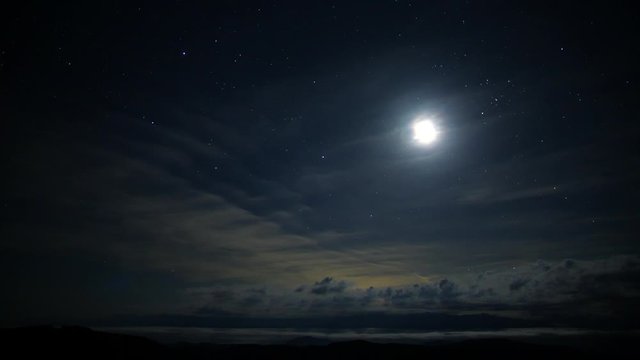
1,325,637,359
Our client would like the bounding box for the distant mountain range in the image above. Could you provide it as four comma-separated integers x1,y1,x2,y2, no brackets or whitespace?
100,311,541,330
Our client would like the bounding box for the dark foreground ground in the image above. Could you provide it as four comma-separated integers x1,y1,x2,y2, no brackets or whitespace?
1,326,638,359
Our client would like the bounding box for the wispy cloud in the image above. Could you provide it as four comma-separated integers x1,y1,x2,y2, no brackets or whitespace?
458,185,559,204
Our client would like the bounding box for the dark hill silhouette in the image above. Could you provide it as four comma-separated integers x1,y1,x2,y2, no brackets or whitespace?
285,335,332,346
0,326,168,358
1,326,637,359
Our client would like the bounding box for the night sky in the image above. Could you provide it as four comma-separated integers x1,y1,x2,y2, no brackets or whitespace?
1,1,639,334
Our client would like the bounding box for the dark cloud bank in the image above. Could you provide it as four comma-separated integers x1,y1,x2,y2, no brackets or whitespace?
101,255,640,331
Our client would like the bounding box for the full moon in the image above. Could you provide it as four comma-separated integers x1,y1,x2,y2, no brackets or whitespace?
413,119,438,145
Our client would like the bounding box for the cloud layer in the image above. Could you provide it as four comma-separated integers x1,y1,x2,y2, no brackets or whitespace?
184,255,640,327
